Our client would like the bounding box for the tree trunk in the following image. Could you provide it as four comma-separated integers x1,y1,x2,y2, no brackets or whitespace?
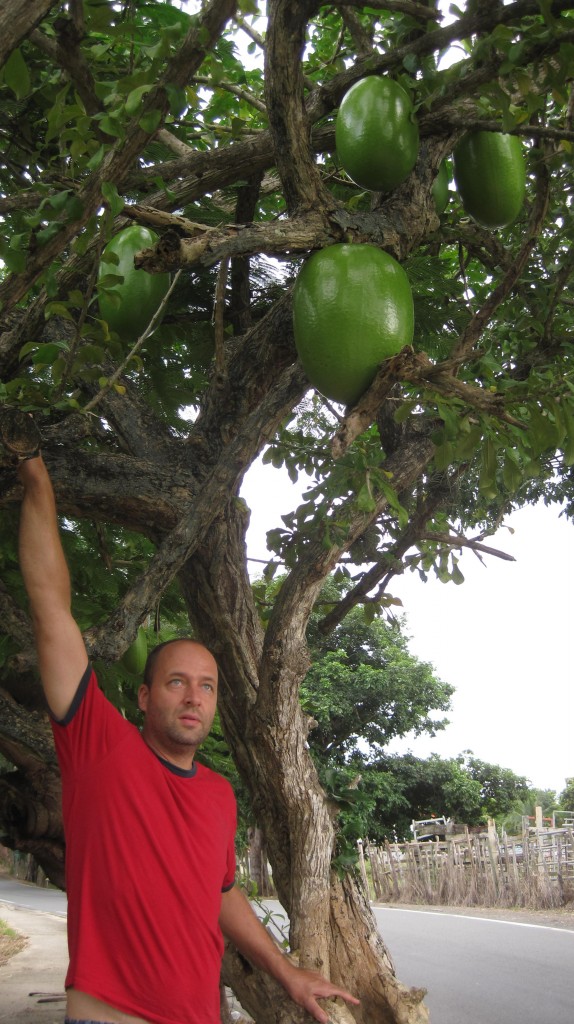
180,504,430,1023
247,826,274,898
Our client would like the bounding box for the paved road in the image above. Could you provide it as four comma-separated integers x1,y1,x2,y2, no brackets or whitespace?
0,876,66,917
373,906,574,1024
2,879,573,1023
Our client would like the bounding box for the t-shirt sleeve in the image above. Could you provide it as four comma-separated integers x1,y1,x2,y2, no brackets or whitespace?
51,665,130,778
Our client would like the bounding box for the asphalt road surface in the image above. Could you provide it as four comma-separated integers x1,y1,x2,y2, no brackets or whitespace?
2,879,572,1023
373,905,574,1024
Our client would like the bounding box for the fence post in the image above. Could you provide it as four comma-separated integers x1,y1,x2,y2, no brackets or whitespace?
357,839,370,898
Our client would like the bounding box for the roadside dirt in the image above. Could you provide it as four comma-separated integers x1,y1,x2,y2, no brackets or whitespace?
0,925,28,966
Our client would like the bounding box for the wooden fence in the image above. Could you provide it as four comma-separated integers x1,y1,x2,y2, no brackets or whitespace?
358,826,574,909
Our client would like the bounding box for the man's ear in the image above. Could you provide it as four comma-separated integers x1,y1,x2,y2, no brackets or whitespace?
138,684,149,713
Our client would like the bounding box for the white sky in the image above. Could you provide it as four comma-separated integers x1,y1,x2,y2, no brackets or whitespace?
241,463,574,798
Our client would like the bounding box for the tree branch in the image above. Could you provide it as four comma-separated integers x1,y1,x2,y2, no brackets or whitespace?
336,0,439,20
259,432,436,712
264,0,332,214
317,468,458,634
331,349,526,461
416,531,516,562
0,0,59,70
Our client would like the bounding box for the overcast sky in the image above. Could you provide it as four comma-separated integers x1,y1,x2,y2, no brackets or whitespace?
241,463,573,799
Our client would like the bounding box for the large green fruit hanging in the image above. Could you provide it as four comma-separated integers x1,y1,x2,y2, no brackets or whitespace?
98,226,171,342
335,76,419,192
453,131,526,228
292,244,414,407
121,626,148,677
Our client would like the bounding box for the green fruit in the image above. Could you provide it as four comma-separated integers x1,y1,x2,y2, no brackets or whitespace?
98,226,171,342
121,627,148,676
432,160,450,215
453,132,526,228
292,244,414,407
335,76,419,192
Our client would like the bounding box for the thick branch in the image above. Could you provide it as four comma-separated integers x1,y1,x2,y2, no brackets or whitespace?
0,0,59,70
131,210,336,270
0,579,35,651
82,361,306,664
336,0,439,18
331,348,526,459
264,0,332,213
0,690,57,774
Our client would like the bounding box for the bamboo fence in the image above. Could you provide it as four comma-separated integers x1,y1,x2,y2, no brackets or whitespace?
358,826,574,909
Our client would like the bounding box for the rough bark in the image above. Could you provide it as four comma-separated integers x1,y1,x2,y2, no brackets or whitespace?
247,827,274,898
0,0,59,70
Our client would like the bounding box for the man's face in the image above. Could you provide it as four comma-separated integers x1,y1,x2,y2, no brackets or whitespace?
138,641,218,767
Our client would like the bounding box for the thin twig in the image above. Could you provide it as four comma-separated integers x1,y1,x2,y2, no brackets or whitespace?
83,270,182,414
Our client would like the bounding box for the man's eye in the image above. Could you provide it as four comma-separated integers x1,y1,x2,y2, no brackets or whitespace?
169,678,183,687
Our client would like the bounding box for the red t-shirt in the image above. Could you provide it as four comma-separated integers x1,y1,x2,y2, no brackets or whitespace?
51,665,237,1024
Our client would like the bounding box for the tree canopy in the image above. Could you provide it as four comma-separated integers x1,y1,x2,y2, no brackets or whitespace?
2,2,574,1022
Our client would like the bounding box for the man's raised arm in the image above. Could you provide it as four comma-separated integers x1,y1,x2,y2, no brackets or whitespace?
18,455,89,719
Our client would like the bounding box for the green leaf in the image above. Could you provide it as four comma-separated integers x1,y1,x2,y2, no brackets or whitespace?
356,484,376,513
561,407,574,466
45,301,75,321
101,182,125,217
503,453,522,492
478,439,498,499
125,84,153,117
98,115,124,139
87,145,106,170
20,341,69,366
4,48,31,99
393,401,416,424
138,109,163,134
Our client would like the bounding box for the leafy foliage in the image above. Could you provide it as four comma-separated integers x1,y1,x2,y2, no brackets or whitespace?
558,777,574,812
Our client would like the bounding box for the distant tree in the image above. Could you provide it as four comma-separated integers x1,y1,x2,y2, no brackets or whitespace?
315,750,534,845
464,754,530,820
302,578,454,762
368,752,485,840
559,778,574,812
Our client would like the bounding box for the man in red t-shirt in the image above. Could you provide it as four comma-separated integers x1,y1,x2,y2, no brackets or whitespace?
16,449,360,1024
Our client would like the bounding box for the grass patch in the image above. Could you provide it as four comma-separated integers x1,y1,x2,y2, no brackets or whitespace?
0,917,28,966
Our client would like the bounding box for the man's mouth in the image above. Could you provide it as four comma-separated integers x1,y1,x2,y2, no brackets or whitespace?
179,714,201,726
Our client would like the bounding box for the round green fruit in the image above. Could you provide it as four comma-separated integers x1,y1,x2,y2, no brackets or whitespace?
292,243,414,407
453,131,526,228
335,76,419,193
121,627,148,676
432,160,450,215
98,226,171,342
